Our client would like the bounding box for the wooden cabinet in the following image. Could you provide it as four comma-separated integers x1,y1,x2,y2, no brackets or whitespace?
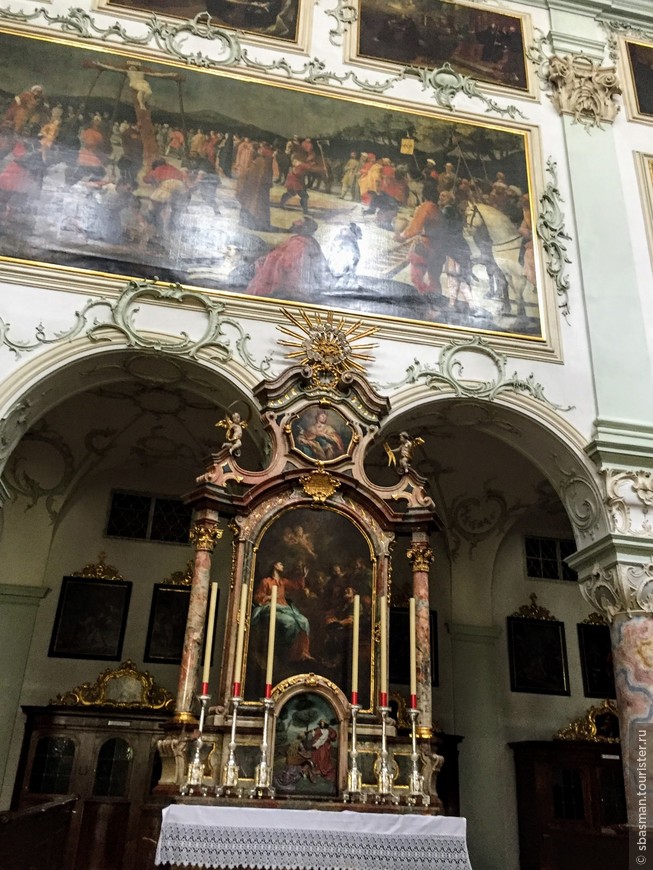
12,706,172,870
510,740,627,870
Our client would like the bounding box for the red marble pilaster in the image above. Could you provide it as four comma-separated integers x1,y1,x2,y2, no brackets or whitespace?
407,533,434,736
173,511,222,722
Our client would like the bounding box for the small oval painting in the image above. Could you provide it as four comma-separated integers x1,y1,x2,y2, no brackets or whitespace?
290,406,352,464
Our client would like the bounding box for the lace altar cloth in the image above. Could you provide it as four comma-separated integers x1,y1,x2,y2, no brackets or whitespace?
155,805,473,869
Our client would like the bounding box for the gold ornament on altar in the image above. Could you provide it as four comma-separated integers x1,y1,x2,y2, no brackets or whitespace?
277,308,377,389
216,408,249,457
299,467,341,503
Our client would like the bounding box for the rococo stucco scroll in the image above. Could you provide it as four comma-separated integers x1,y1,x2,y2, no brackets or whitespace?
580,561,653,622
603,468,653,538
547,54,622,128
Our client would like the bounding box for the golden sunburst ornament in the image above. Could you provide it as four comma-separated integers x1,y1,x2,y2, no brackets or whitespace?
278,308,377,388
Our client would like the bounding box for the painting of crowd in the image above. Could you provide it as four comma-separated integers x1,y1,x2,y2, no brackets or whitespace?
0,33,541,339
358,0,527,91
107,0,300,42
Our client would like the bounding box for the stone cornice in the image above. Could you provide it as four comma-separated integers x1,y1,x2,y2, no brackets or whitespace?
567,533,653,576
586,420,653,468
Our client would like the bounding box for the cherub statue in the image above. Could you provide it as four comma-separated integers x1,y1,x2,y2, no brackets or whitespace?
383,430,424,475
215,411,248,457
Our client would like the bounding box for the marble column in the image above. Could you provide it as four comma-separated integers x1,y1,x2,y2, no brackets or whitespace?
407,533,434,737
579,558,653,826
173,509,223,723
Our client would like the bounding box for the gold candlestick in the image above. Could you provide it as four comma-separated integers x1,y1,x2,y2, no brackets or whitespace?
343,703,363,803
370,705,398,805
217,693,242,798
405,706,429,806
250,696,275,798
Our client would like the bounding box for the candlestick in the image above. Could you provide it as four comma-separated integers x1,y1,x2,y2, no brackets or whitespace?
232,582,248,695
351,594,360,702
180,693,210,796
379,595,387,706
217,692,242,798
409,597,417,709
251,696,275,798
370,704,398,805
343,703,363,803
405,706,429,806
201,582,219,694
264,584,278,695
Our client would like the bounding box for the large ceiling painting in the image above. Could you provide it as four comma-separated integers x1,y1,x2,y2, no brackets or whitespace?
0,28,546,342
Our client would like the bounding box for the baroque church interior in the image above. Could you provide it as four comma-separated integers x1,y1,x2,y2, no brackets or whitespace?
0,1,651,869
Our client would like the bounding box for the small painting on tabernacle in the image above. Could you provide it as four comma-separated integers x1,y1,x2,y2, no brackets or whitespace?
244,507,373,707
289,406,353,464
272,692,339,797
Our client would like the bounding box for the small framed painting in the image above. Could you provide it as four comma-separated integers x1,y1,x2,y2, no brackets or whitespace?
577,622,615,699
507,616,570,696
144,583,192,664
49,575,132,660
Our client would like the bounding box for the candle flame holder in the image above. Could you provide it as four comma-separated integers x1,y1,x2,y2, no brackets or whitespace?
217,694,242,798
250,696,275,798
405,707,429,806
343,703,363,803
180,693,210,796
369,705,398,805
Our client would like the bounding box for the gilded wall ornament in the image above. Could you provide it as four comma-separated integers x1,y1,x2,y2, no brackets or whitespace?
511,593,557,621
72,551,125,581
299,468,341,503
278,308,377,389
51,659,174,710
554,699,619,743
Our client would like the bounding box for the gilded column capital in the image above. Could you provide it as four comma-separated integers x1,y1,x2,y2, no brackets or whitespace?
407,542,434,572
580,560,653,622
189,521,224,552
547,54,621,128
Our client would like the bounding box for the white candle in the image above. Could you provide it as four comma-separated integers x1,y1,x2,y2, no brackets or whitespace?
232,582,248,693
265,584,278,690
379,594,388,701
409,597,417,701
201,582,219,690
351,594,360,699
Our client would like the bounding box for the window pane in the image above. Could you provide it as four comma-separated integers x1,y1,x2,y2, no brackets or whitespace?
29,737,75,794
106,492,150,539
150,497,191,544
93,738,132,797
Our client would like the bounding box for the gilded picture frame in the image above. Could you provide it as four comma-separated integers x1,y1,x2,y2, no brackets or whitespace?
0,25,553,351
49,575,132,661
506,616,570,696
95,0,309,52
620,37,653,124
143,583,192,664
349,0,536,99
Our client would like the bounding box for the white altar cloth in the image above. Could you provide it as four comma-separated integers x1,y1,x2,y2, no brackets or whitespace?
155,804,473,870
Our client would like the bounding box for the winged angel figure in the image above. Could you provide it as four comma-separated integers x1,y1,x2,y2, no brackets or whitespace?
383,431,424,475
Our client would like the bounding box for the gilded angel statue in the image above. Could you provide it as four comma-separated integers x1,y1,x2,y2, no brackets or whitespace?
215,411,248,457
383,430,424,475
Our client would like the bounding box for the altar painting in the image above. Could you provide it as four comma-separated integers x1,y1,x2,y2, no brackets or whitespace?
272,692,339,797
245,508,373,706
289,406,353,464
356,0,529,92
0,29,542,340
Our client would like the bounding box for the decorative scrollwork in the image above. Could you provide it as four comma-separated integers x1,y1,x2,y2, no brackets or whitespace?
0,5,525,118
406,542,434,572
72,551,125,581
52,659,174,710
554,699,619,743
299,467,341,503
599,17,653,63
580,561,653,622
189,521,223,551
603,468,653,538
537,159,572,318
324,0,358,47
0,278,272,374
384,335,573,411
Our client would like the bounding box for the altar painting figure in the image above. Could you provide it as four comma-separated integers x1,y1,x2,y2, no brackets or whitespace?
245,508,373,705
290,406,352,463
0,29,543,342
273,692,339,797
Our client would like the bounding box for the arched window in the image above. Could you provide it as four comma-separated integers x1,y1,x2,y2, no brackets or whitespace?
93,738,132,797
28,736,75,794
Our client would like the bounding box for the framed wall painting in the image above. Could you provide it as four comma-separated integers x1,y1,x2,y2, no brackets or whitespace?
0,26,553,352
635,152,653,269
143,583,192,664
621,38,653,123
389,606,439,687
506,616,570,696
577,622,616,699
95,0,308,50
243,506,373,707
350,0,535,98
49,575,132,660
